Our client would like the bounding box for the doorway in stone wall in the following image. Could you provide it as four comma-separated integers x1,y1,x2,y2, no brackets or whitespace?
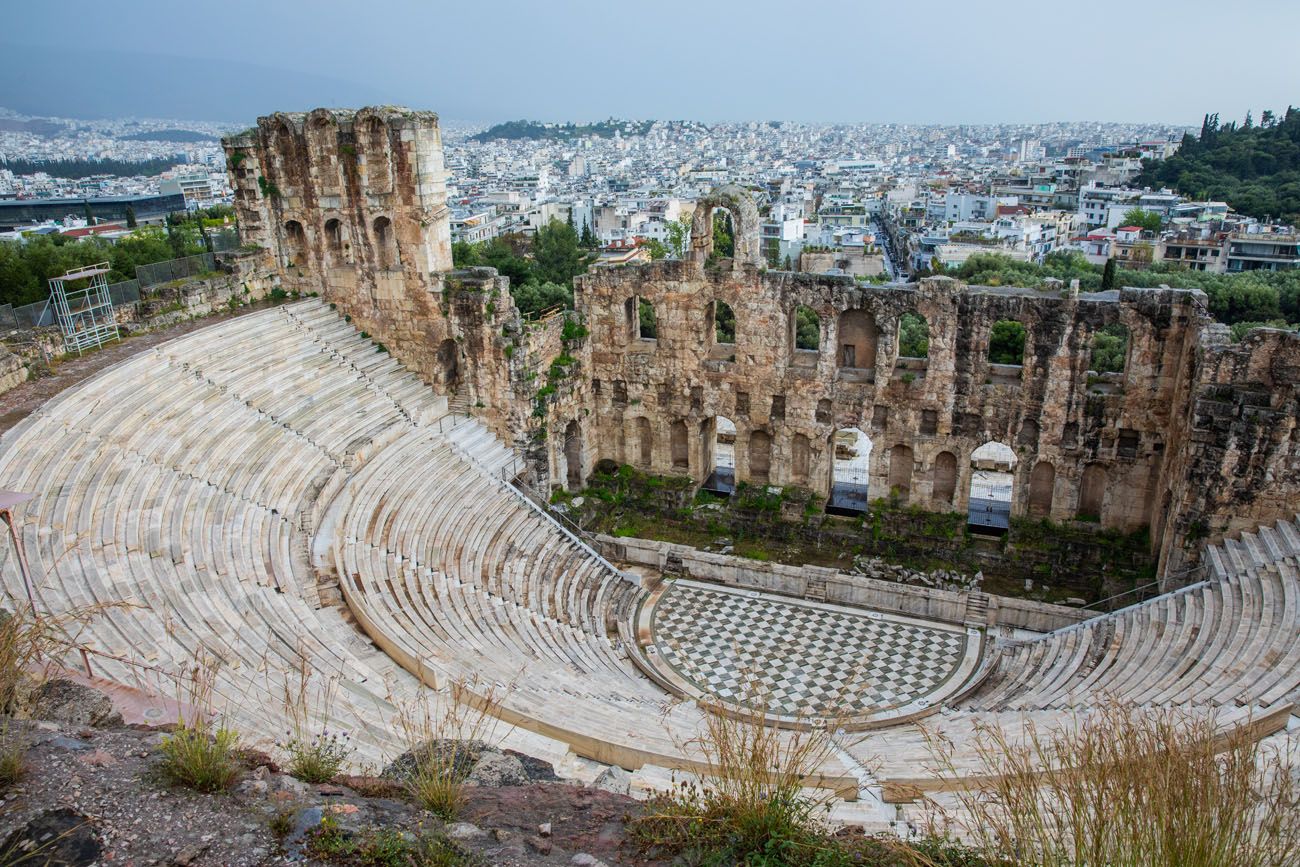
827,427,872,514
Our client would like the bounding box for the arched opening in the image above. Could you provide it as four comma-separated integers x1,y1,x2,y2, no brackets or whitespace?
635,417,653,468
373,216,398,270
564,420,583,491
933,451,958,505
791,433,811,486
362,116,391,193
837,308,878,375
306,113,340,195
282,220,306,267
436,338,459,391
1018,418,1040,447
989,320,1026,366
709,208,734,261
749,430,772,484
1090,323,1129,374
270,118,303,195
897,312,929,358
888,444,914,502
968,441,1017,535
1028,461,1055,517
827,427,872,514
1077,463,1107,522
670,420,688,469
815,398,833,425
791,305,820,366
711,300,736,345
624,296,655,342
324,218,345,266
702,416,736,495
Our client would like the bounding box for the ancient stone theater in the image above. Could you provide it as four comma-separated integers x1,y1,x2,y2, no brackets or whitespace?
0,106,1296,818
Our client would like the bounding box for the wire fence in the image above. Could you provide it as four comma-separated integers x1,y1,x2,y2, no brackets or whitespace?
135,252,217,288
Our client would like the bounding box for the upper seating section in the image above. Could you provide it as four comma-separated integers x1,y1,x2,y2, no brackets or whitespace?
967,516,1300,713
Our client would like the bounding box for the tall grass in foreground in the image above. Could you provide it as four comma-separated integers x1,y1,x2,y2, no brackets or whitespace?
395,677,506,820
158,659,242,792
629,695,989,866
923,702,1300,867
277,655,354,783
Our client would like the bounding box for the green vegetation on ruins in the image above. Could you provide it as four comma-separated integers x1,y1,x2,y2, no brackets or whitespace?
559,463,1154,604
451,217,598,317
471,118,654,142
928,250,1300,335
0,206,234,307
1133,105,1300,221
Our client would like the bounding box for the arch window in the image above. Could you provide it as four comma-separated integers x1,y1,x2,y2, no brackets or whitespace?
968,441,1016,534
1090,323,1129,374
1078,463,1107,522
837,308,878,372
1028,461,1055,517
827,428,872,513
989,320,1026,366
933,451,958,505
373,216,398,270
282,220,306,267
897,312,929,358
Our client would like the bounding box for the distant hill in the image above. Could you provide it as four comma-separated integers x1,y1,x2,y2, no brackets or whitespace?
1,156,186,179
472,118,654,142
118,128,219,143
0,118,65,135
1134,107,1300,221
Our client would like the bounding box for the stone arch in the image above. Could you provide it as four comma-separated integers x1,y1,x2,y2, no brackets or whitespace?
624,295,655,341
1018,417,1040,447
748,429,772,484
989,319,1027,366
703,416,736,494
564,420,583,491
791,433,811,486
828,428,872,512
282,220,306,267
888,444,914,501
897,311,929,358
357,111,392,194
837,308,878,371
933,451,958,505
267,114,305,196
670,419,689,469
689,185,762,268
1090,322,1130,374
324,217,345,266
634,417,653,468
372,215,398,270
791,305,820,361
1028,461,1055,517
711,300,736,345
436,338,459,391
815,398,833,425
305,109,341,195
968,441,1017,533
1078,462,1107,521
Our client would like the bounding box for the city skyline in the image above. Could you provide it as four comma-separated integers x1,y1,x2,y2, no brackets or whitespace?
3,0,1297,125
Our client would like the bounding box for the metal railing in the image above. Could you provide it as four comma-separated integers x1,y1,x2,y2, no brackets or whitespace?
136,252,217,287
1021,568,1209,644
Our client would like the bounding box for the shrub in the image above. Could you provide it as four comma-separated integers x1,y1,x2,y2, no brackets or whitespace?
158,719,241,792
281,729,352,784
396,680,505,821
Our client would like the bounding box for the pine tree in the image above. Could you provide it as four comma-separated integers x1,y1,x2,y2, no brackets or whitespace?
125,204,138,229
1101,257,1117,291
580,220,597,249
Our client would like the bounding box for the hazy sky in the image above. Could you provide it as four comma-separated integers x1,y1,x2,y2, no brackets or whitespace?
3,0,1297,126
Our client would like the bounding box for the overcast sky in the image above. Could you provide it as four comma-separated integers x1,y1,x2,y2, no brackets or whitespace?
3,0,1297,126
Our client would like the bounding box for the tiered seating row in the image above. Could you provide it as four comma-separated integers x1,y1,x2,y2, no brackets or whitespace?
967,517,1300,712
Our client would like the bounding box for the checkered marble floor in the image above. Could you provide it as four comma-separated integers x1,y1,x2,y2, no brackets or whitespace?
650,581,970,719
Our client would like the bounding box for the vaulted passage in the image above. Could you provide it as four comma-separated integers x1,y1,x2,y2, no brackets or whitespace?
968,441,1016,534
828,427,872,513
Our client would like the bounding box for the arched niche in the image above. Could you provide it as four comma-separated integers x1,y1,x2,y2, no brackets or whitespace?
689,185,762,268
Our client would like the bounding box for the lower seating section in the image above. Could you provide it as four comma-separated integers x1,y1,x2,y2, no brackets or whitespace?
967,516,1300,713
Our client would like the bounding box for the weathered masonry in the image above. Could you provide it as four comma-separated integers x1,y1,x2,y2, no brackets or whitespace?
226,111,1300,583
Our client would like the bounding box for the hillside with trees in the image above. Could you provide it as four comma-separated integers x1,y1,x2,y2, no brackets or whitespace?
118,128,219,143
0,156,185,179
1134,107,1300,221
937,251,1300,337
472,118,653,142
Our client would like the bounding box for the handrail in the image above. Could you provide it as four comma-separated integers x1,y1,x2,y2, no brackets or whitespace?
1019,576,1212,644
1081,564,1201,612
434,413,634,585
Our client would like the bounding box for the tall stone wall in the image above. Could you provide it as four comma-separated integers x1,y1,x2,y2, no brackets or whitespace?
223,107,459,390
225,107,1300,581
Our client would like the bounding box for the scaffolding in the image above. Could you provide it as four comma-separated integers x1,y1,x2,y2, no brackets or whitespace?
49,262,121,354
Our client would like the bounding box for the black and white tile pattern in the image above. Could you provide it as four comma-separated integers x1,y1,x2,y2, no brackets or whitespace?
651,582,967,718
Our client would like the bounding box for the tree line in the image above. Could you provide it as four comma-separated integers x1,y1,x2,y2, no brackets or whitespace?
1134,106,1300,221
1,156,187,180
0,213,220,307
935,251,1300,335
451,216,600,317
